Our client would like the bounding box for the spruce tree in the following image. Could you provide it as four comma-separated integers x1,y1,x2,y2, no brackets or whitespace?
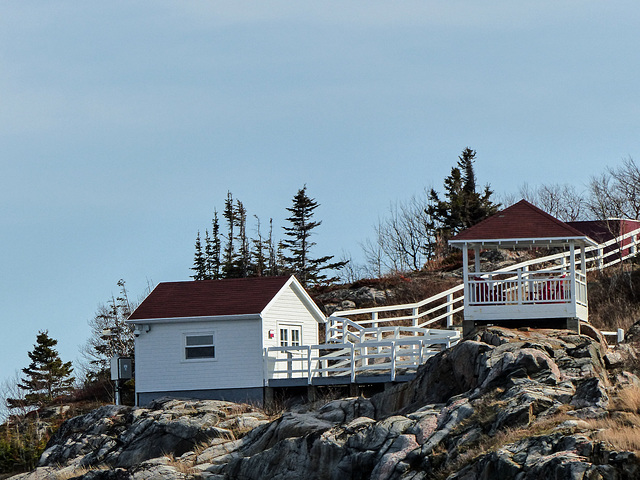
282,185,346,286
222,191,236,278
8,331,74,408
251,215,267,277
81,280,139,383
235,200,250,277
207,210,222,279
428,148,499,241
190,231,207,280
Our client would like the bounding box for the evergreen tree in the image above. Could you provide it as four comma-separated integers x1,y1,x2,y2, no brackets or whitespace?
282,185,346,286
235,200,250,277
427,148,499,244
190,231,207,280
82,279,137,377
222,191,236,278
207,210,222,279
265,218,283,277
251,215,267,277
8,331,74,408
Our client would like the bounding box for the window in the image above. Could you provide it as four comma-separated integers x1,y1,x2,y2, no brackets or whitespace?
185,333,215,360
279,325,302,346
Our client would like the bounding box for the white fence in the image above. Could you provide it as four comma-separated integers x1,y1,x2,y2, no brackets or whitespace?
327,284,464,343
328,226,640,337
266,225,639,383
266,331,459,383
467,269,587,307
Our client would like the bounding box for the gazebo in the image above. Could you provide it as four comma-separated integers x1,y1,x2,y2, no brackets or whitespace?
449,200,598,336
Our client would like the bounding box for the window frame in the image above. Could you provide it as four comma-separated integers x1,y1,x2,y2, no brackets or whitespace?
277,324,303,347
183,331,216,362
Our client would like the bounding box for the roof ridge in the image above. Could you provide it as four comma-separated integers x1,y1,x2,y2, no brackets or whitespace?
449,199,595,244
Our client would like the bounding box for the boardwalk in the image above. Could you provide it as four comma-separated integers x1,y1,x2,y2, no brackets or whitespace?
266,222,640,387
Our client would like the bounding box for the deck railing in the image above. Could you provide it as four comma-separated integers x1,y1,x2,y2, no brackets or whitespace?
328,284,464,343
265,334,457,383
328,226,640,339
468,269,587,307
266,226,640,383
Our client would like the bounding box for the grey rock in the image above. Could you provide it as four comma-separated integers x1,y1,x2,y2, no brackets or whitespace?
14,327,640,480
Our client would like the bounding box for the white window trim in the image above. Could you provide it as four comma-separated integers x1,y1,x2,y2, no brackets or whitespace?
277,324,303,347
182,331,217,363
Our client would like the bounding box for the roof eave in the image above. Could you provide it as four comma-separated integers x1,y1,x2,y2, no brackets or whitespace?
449,235,598,249
126,313,262,325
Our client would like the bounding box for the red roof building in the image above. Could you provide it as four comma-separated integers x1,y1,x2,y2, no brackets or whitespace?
450,199,596,248
448,199,594,334
129,276,294,320
126,275,325,406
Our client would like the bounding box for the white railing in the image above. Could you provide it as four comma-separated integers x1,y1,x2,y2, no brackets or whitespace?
468,269,587,307
328,284,464,343
327,226,640,338
266,334,458,383
266,226,640,383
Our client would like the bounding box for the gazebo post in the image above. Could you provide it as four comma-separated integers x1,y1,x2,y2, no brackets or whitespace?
462,243,474,337
449,200,597,336
567,242,580,334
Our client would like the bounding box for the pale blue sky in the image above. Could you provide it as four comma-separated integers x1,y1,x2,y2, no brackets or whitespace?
2,1,639,388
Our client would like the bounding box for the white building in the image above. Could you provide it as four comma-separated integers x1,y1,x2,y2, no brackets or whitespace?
126,275,325,405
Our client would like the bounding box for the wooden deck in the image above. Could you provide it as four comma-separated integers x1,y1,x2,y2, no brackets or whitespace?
265,325,460,386
265,226,640,387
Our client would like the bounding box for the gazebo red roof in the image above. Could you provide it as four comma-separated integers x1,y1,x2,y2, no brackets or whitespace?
128,276,292,320
449,200,595,247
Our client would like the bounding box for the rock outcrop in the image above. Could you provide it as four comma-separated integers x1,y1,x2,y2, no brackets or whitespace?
9,327,640,480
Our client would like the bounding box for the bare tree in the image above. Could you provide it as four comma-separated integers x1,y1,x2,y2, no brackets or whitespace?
518,183,586,221
587,157,640,220
81,280,150,378
337,251,367,284
1,371,31,421
362,194,435,274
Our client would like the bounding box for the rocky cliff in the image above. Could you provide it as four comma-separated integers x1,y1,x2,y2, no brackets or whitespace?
9,326,640,480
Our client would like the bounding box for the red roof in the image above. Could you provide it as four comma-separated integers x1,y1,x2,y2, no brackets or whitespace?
450,200,592,244
128,276,292,320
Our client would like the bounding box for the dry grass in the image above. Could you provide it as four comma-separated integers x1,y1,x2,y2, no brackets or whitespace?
164,454,197,475
589,417,640,453
54,466,92,480
588,268,640,332
586,385,640,453
433,410,576,480
616,385,640,413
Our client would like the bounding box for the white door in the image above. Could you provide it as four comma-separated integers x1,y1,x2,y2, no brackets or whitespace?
279,325,302,346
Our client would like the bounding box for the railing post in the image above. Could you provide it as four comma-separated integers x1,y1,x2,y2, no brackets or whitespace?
263,347,269,386
446,293,454,328
597,247,603,270
517,269,523,305
350,344,356,383
372,311,378,329
569,243,577,309
342,320,347,344
618,328,625,343
390,342,396,382
412,307,419,328
307,346,312,384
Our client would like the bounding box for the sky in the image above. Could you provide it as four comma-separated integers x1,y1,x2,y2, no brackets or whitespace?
1,1,640,390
